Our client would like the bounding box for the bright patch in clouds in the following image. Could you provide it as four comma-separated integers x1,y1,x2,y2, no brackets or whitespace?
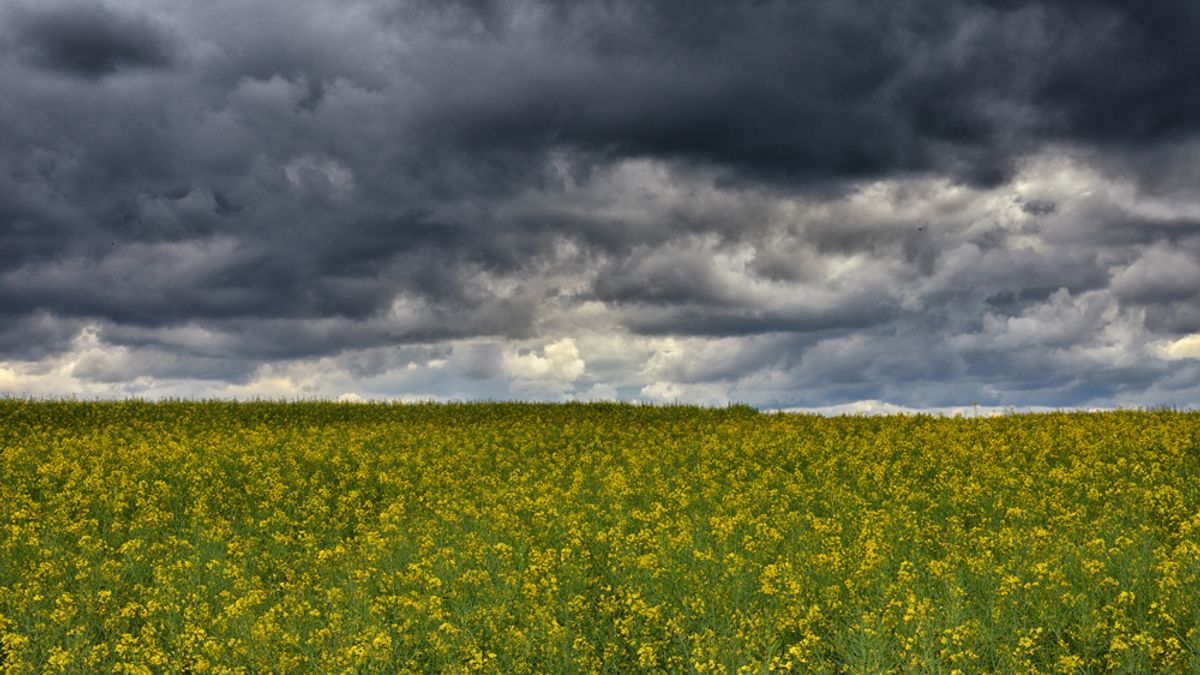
1155,334,1200,361
503,339,585,382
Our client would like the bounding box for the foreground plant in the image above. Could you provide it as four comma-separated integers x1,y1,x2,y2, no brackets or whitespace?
1,401,1197,672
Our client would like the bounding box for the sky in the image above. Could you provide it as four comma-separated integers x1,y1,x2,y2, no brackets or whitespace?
2,0,1200,409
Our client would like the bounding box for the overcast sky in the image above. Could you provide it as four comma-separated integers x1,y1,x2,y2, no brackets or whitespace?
3,0,1200,408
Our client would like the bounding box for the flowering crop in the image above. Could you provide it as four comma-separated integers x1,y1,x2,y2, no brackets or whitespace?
1,401,1199,672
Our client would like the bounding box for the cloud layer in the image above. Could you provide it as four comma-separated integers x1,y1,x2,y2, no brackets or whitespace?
3,0,1200,407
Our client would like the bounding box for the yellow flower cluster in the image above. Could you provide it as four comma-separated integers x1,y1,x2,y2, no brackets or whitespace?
1,401,1199,672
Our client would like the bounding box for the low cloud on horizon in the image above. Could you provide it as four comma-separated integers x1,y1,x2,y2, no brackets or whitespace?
3,0,1200,409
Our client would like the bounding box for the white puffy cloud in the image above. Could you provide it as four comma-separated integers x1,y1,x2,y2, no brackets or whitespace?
639,380,731,406
503,338,585,382
1153,334,1200,361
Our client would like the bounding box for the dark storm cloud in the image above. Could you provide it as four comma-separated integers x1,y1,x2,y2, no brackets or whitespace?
11,3,175,78
1144,304,1200,337
3,0,1200,405
391,1,1200,188
401,0,1037,187
1030,2,1200,143
0,313,86,361
624,304,896,338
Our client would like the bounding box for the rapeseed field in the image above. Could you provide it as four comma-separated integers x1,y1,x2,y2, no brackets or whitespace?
1,401,1198,673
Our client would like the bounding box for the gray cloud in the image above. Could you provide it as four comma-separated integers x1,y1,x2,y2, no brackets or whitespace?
2,0,1200,407
1111,248,1200,305
10,3,176,79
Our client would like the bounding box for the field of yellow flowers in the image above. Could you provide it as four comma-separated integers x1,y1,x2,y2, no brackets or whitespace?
1,401,1199,673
